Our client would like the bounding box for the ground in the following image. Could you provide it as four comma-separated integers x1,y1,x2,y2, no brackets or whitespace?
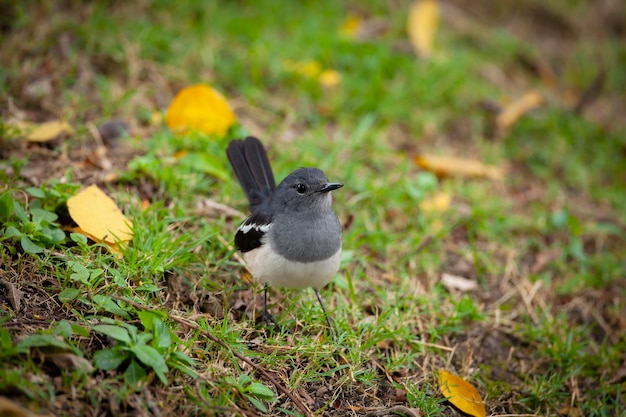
1,1,625,416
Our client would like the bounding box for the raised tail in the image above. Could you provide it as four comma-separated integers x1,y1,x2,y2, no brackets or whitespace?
226,136,276,210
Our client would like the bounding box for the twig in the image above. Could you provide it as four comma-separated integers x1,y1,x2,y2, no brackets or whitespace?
111,295,312,417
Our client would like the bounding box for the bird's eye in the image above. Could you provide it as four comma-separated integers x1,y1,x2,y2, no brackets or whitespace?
295,183,307,194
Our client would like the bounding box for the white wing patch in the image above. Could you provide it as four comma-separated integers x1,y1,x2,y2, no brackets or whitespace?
238,222,271,235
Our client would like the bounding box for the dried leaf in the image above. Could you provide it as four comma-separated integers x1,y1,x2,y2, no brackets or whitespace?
47,352,94,373
165,84,236,137
0,396,30,417
496,90,543,130
441,273,478,292
0,279,21,312
415,154,504,180
364,406,423,417
67,185,133,246
436,369,486,417
407,0,439,59
22,120,73,142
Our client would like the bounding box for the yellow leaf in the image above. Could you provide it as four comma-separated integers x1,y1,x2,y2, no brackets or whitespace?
407,0,439,59
340,15,363,39
283,59,322,79
165,84,236,137
319,69,342,88
415,154,504,180
496,90,543,130
67,185,133,245
22,120,73,142
419,192,451,213
436,369,486,417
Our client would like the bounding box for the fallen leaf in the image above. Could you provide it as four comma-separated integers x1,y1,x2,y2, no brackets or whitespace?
415,154,504,180
0,396,31,417
47,352,94,373
165,84,236,137
407,0,439,59
21,120,73,142
340,15,363,39
319,69,342,88
67,185,133,247
436,369,486,417
559,404,583,417
496,90,543,130
0,279,21,312
441,273,478,292
419,192,451,213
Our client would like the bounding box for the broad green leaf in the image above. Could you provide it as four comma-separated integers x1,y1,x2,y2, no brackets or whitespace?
130,344,167,370
70,232,88,245
26,187,46,199
0,193,13,218
247,382,275,400
92,295,130,319
20,236,44,254
246,396,268,413
12,200,29,222
53,321,73,338
130,344,168,384
44,226,66,244
58,288,80,303
3,226,22,239
69,262,90,283
153,319,172,350
70,324,90,337
18,334,70,350
92,324,131,344
124,358,147,386
31,208,58,224
137,310,155,330
93,348,128,370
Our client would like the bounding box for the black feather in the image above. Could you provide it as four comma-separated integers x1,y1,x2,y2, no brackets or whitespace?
226,137,276,211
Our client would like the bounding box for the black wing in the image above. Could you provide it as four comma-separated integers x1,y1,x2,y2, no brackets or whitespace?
234,210,273,253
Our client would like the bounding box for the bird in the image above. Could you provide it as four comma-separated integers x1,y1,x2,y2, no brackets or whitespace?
226,136,343,336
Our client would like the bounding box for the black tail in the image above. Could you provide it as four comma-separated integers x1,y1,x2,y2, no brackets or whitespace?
226,137,276,211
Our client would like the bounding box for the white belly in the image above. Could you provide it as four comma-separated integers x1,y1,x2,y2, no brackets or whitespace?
243,244,341,289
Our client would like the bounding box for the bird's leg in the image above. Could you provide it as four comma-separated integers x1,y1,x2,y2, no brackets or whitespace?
314,289,336,341
261,283,280,327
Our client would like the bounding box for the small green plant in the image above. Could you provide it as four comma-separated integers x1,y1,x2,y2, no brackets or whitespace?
223,373,276,413
0,182,79,254
92,312,196,387
0,191,65,254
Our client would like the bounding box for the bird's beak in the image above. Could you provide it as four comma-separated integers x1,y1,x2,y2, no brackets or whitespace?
319,182,343,193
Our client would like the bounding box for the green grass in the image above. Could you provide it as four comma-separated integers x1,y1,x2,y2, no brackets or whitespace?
1,1,626,416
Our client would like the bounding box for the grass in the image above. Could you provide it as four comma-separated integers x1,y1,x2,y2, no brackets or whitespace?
1,1,626,416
